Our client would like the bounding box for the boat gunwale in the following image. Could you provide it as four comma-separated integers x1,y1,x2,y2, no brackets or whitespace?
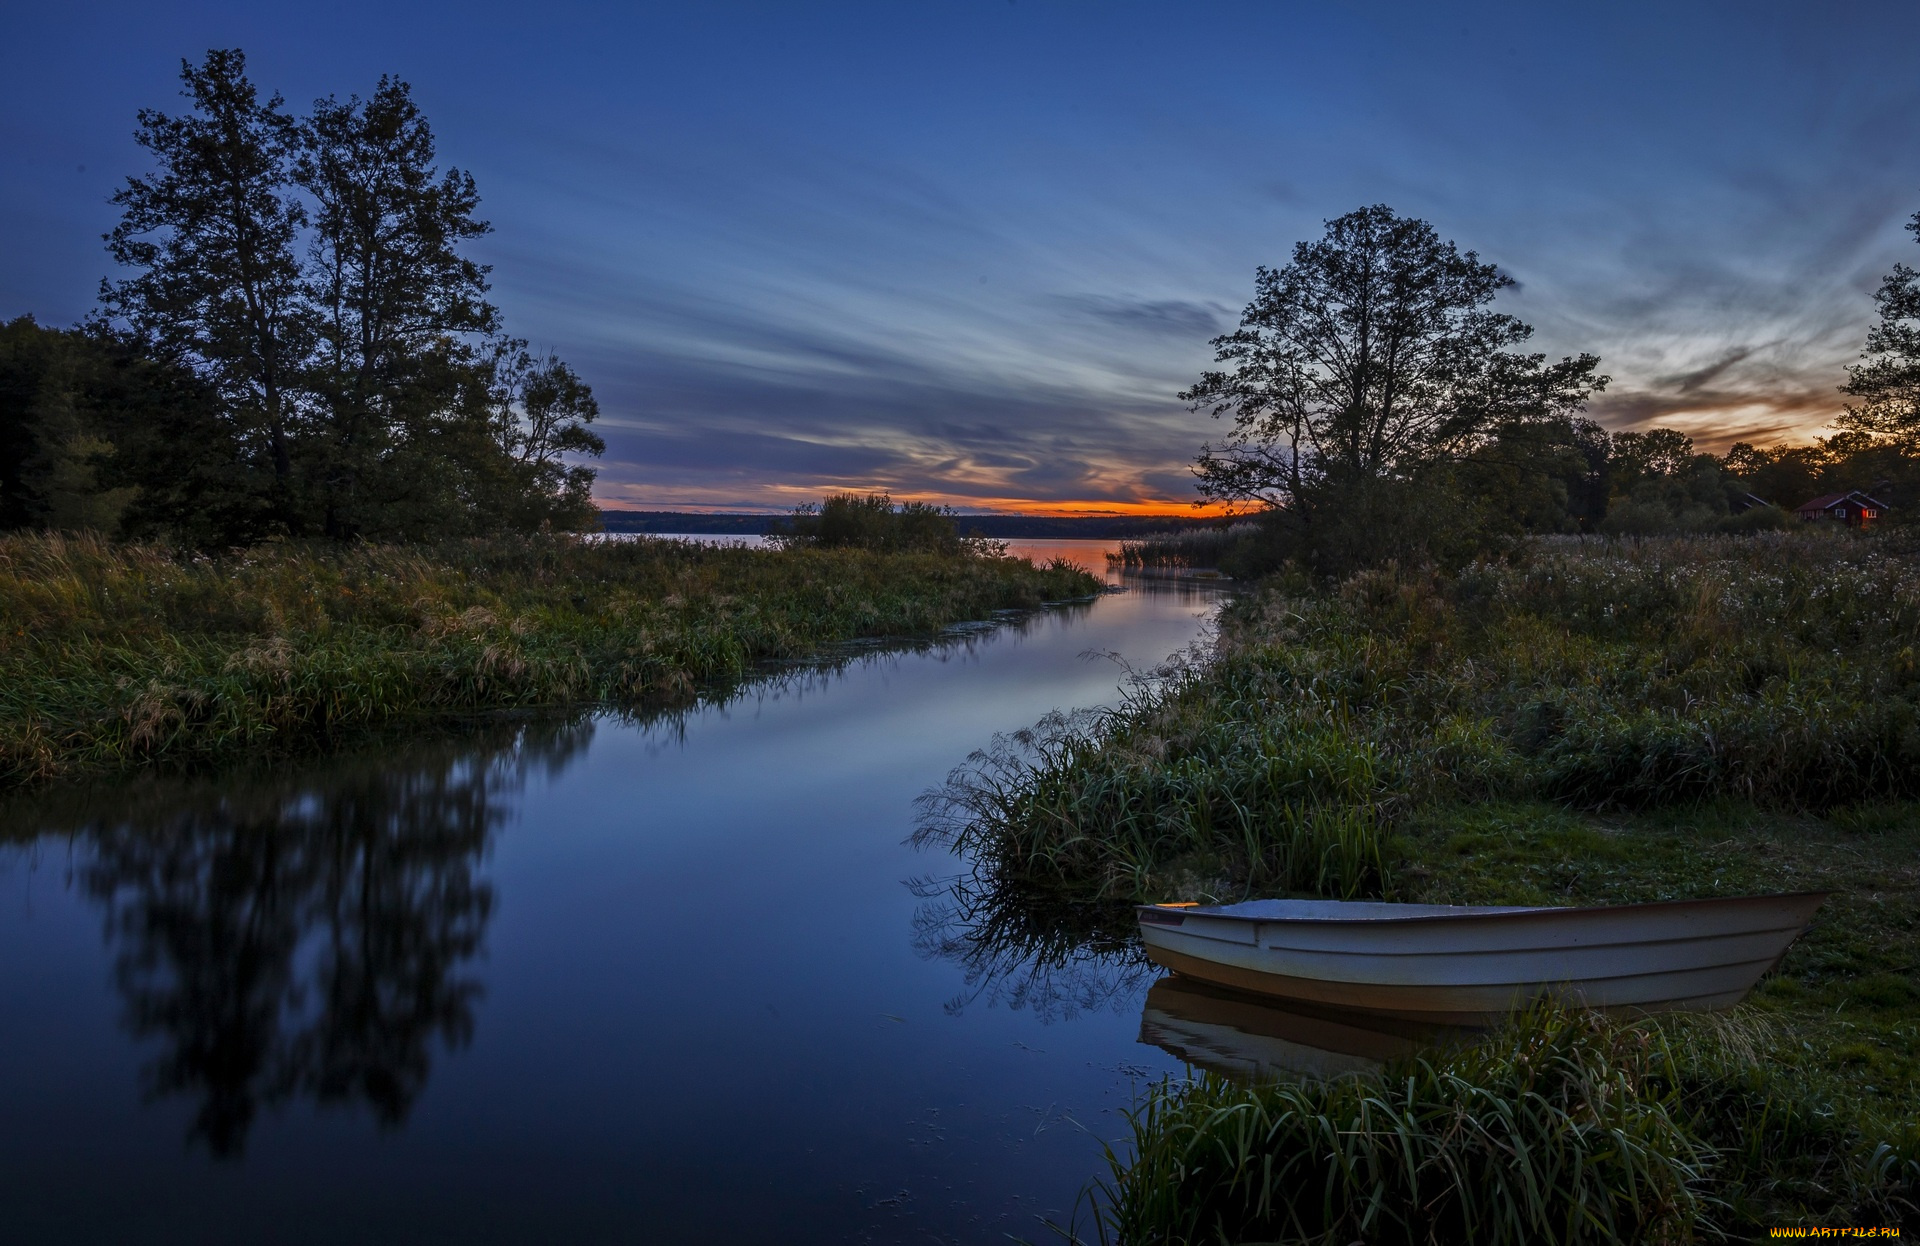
1174,924,1820,960
1135,890,1832,928
1143,941,1791,991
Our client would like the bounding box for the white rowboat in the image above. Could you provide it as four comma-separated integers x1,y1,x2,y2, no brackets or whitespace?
1136,893,1827,1024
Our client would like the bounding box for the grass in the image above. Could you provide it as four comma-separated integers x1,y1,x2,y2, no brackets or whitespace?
916,529,1920,1240
926,530,1920,901
0,530,1100,786
1087,1007,1917,1245
1109,524,1252,571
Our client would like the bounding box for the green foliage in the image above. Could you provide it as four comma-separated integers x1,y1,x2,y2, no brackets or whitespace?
915,659,1390,903
927,531,1920,915
1094,1010,1715,1246
0,531,1098,786
0,316,284,545
1090,1007,1917,1244
1267,474,1504,579
767,492,987,555
0,317,141,533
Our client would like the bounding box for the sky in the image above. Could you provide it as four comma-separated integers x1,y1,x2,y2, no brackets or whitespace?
4,2,1919,514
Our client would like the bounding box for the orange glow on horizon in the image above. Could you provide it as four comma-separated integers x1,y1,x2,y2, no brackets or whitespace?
598,494,1241,519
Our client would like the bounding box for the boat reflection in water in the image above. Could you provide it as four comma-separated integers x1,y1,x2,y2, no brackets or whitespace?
1138,975,1476,1081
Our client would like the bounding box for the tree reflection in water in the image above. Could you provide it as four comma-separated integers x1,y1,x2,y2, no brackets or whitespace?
908,867,1153,1023
23,718,593,1156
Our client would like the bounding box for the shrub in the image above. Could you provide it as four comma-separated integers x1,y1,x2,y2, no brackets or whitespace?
766,492,994,554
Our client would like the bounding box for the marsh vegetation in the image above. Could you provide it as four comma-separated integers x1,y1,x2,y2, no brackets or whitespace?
921,530,1920,1239
0,531,1099,787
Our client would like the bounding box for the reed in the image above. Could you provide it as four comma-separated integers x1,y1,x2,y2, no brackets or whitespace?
0,531,1100,786
918,530,1920,1239
929,530,1920,913
1108,524,1253,571
1085,1008,1915,1245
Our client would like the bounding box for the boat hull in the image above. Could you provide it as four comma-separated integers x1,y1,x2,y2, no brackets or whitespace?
1136,893,1826,1024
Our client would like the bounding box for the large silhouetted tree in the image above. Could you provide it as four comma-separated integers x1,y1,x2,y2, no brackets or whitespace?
1184,205,1606,512
92,49,604,543
1839,208,1920,452
101,48,308,533
296,76,501,538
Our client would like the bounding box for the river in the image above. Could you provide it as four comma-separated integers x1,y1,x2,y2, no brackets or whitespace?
0,542,1228,1244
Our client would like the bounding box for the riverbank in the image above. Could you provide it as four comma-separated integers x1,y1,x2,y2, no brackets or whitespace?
0,532,1101,787
921,530,1920,1238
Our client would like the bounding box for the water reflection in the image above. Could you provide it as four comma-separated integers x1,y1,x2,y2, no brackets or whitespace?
0,601,1115,1160
908,870,1152,1023
1111,570,1235,604
1138,976,1474,1081
2,719,592,1155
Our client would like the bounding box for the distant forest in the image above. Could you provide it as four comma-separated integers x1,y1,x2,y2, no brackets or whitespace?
1,50,602,547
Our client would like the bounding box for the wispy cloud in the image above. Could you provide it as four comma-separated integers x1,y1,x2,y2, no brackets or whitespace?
6,3,1920,510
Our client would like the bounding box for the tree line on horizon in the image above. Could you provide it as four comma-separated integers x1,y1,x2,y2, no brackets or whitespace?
1183,203,1920,576
7,64,1918,558
0,49,603,547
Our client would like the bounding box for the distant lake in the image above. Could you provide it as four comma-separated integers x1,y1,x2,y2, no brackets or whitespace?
0,561,1224,1244
605,532,1131,573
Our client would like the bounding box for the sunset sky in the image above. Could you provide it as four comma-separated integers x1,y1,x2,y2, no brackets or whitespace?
5,1,1919,513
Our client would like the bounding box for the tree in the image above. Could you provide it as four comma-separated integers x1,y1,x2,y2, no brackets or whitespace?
768,493,970,554
0,316,130,531
89,52,606,544
1184,205,1606,512
1839,208,1920,452
100,49,308,531
1455,416,1613,534
0,316,279,543
1608,428,1695,495
295,76,500,539
487,344,605,531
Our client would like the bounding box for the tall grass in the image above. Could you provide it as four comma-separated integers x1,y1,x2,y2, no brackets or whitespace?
914,687,1390,904
0,531,1099,785
1085,1008,1916,1245
1109,524,1252,571
917,529,1920,1241
926,530,1920,913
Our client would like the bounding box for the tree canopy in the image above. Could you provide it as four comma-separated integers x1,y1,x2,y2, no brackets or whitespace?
1184,205,1607,512
1839,208,1920,453
3,48,607,546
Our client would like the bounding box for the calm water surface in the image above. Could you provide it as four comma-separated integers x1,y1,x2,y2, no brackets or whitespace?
1,545,1234,1244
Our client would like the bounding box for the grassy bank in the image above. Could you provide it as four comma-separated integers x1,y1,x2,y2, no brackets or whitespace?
0,532,1100,786
918,530,1920,1238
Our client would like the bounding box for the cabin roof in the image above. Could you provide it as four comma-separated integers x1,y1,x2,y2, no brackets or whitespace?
1795,489,1890,513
